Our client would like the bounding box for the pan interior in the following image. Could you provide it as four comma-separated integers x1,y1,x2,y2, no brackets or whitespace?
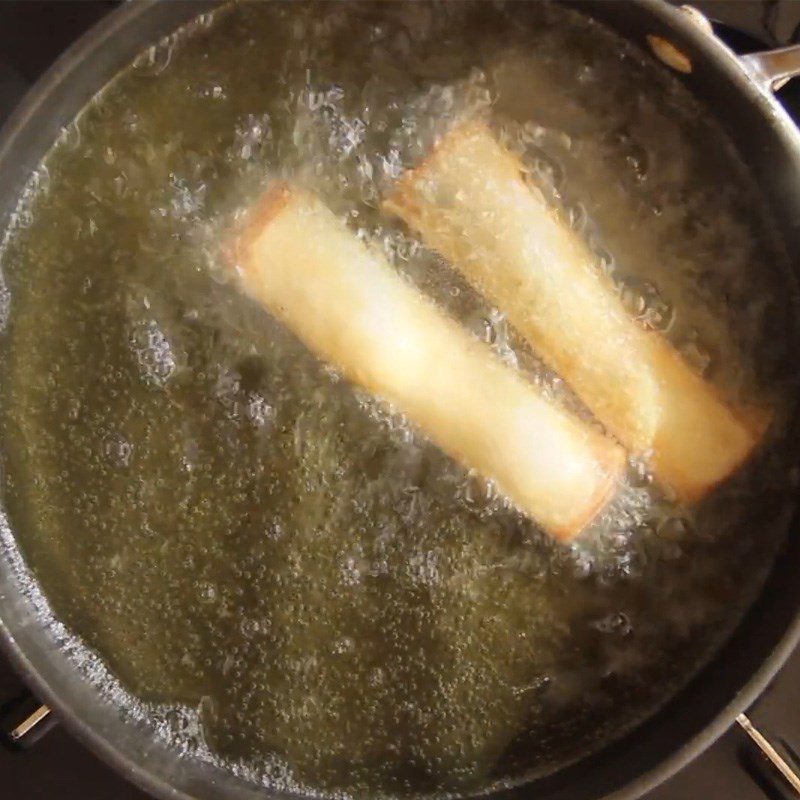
0,2,797,797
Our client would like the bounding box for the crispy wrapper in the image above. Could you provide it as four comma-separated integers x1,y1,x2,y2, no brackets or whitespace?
384,122,769,501
233,184,624,540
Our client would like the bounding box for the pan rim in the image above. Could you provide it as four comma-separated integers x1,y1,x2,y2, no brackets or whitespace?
0,2,798,800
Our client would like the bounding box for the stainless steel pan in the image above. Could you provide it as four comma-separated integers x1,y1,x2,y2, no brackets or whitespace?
1,2,799,798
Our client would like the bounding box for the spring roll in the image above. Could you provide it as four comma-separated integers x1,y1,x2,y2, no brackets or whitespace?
231,184,624,540
384,122,768,501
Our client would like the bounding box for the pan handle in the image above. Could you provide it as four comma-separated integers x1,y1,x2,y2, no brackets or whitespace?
740,45,800,93
0,693,56,750
737,713,800,797
676,6,800,94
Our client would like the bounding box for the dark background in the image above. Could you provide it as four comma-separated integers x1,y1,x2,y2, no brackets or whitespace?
0,2,799,798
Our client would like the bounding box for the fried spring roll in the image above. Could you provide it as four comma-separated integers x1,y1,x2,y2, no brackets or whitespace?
384,122,768,501
232,184,624,540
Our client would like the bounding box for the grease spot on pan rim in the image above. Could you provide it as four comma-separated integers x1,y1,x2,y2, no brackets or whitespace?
647,34,693,74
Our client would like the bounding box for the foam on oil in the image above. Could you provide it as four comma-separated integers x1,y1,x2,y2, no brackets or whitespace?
0,2,797,797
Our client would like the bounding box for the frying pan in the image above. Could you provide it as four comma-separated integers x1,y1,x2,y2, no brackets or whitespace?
1,2,800,799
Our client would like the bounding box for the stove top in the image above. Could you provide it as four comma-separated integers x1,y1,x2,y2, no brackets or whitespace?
0,2,799,798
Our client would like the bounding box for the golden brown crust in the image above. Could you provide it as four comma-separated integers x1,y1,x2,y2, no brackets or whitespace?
232,181,296,273
552,439,626,542
650,335,772,440
227,179,624,540
383,119,497,223
654,438,763,504
647,337,771,502
386,122,772,504
733,401,773,442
